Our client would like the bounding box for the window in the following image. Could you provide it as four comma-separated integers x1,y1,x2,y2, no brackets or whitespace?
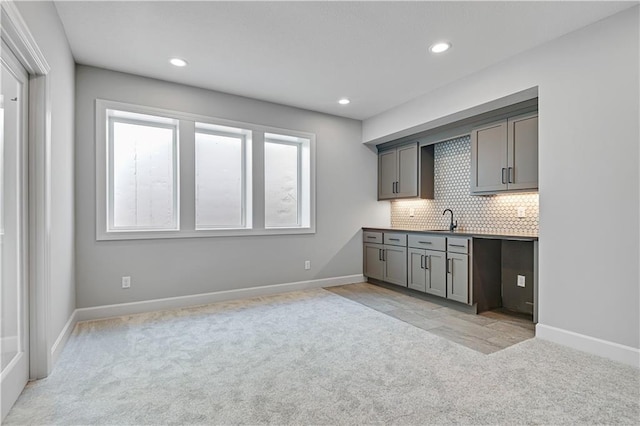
195,123,251,229
96,99,315,240
107,110,178,231
264,133,311,228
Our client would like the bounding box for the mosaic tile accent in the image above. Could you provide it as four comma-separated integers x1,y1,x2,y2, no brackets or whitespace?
391,136,539,234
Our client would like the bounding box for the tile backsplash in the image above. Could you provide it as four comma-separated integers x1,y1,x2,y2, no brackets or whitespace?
391,135,539,234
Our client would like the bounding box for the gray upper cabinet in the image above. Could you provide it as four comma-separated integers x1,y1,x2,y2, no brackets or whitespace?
378,143,418,200
471,112,538,194
507,113,538,191
378,150,397,199
471,121,508,193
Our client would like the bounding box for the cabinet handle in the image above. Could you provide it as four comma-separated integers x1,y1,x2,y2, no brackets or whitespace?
449,244,466,248
382,249,386,262
389,238,400,241
426,255,430,270
447,258,453,274
508,167,514,183
418,241,432,245
378,249,382,261
420,255,425,269
366,236,377,239
501,168,507,184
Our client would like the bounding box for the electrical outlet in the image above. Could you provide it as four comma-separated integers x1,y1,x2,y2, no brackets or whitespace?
409,208,415,217
517,275,526,288
122,276,131,289
517,207,526,218
304,260,311,270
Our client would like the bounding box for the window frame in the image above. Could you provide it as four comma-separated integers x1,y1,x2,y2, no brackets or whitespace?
107,114,180,232
264,137,304,228
194,126,248,230
95,99,316,241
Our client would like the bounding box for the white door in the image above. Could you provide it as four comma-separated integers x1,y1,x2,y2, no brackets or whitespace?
0,42,29,421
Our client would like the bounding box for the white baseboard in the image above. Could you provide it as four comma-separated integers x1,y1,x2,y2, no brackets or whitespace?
76,274,365,322
536,323,640,368
50,310,78,366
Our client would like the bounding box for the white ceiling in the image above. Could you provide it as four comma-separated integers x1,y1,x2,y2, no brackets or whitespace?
54,1,635,120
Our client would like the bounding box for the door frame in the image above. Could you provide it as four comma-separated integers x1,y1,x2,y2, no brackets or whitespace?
1,0,52,380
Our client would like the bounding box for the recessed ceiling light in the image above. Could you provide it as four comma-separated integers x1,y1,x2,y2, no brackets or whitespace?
338,98,350,105
429,42,451,54
170,58,188,67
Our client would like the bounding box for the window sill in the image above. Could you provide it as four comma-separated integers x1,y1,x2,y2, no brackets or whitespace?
96,227,316,241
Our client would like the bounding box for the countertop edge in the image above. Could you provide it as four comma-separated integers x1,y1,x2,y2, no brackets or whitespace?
362,227,538,241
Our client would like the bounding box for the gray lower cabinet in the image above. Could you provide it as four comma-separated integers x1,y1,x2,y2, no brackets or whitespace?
363,243,384,281
408,248,446,297
447,252,469,304
363,234,407,287
383,245,407,286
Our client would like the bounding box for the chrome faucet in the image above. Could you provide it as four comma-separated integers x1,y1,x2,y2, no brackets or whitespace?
443,209,458,232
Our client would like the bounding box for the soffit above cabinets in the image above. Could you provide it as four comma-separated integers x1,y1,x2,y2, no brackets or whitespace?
54,1,633,120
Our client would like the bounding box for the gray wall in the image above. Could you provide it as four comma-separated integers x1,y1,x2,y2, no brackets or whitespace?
14,2,76,348
75,66,389,308
364,8,640,349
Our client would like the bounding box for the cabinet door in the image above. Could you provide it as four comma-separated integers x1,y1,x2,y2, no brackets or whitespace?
447,253,469,304
396,144,418,198
407,248,426,292
507,113,538,191
363,243,384,281
425,250,447,298
471,121,508,193
383,245,407,287
378,150,397,200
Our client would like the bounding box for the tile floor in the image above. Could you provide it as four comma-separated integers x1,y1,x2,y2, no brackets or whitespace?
326,282,534,354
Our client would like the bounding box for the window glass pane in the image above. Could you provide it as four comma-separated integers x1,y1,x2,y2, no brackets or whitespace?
265,141,299,227
195,132,244,228
112,121,175,229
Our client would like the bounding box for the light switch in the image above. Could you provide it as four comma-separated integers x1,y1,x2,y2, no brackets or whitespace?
409,208,415,217
517,207,526,218
517,275,526,287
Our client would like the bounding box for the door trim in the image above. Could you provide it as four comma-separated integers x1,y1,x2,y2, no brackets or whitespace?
1,0,52,379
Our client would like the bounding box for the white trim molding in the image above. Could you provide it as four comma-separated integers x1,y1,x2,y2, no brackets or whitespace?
0,1,50,75
1,0,53,380
76,274,364,322
536,323,640,368
50,310,78,366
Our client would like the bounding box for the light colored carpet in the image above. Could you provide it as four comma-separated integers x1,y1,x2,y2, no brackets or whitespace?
4,288,639,425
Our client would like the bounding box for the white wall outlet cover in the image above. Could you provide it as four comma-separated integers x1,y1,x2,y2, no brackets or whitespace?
517,207,526,218
122,276,131,289
409,208,415,217
304,260,311,270
517,275,526,287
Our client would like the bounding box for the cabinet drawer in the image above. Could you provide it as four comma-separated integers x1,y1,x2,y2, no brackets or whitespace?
408,234,446,251
384,232,407,247
447,237,469,254
363,231,383,244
